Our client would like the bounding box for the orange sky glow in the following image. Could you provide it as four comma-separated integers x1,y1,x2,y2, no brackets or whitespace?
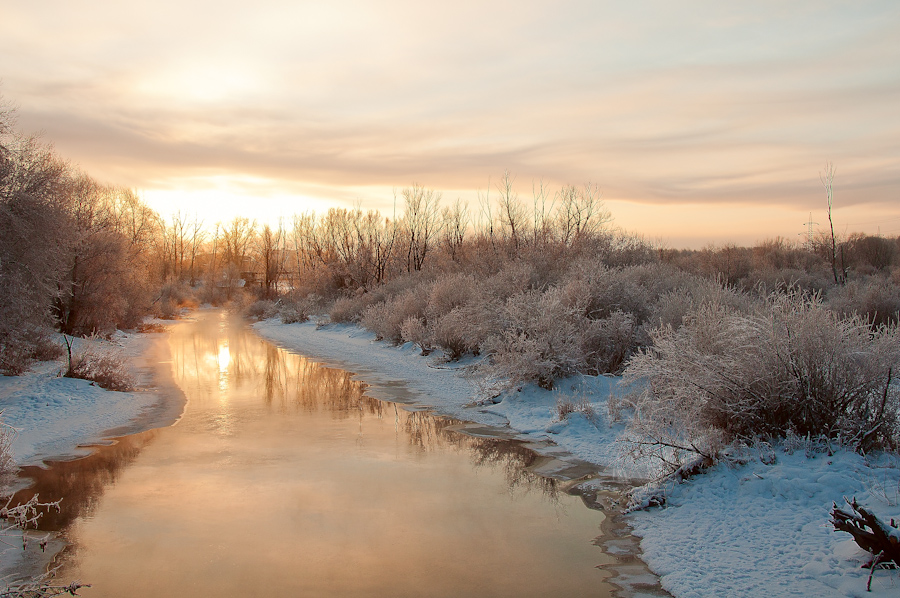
2,1,899,248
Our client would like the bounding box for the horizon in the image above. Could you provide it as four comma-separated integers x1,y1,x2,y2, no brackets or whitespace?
2,1,899,249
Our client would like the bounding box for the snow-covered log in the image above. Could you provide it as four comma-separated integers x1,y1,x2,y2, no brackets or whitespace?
831,497,899,568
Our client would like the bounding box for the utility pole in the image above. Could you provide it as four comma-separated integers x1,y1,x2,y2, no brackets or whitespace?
799,212,818,250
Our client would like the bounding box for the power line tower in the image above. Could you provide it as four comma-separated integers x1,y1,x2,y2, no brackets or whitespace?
799,212,818,250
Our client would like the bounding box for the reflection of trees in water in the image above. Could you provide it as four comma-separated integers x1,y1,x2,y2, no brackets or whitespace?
12,431,159,531
467,438,560,502
174,315,561,504
260,346,384,419
396,411,560,502
402,409,464,453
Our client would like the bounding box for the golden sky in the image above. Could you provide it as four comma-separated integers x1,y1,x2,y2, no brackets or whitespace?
2,1,899,247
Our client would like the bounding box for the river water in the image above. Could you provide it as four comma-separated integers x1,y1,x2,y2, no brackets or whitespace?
17,310,639,597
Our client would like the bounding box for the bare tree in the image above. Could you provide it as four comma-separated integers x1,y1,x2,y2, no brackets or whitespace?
255,222,287,299
821,162,845,285
441,199,469,263
531,179,554,247
556,182,610,247
402,184,443,272
495,171,528,250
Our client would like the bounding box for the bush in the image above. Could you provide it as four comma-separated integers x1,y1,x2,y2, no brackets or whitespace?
64,343,134,391
620,292,900,471
360,287,429,344
479,288,583,389
0,326,62,376
430,304,495,360
245,299,278,320
555,393,598,425
827,275,900,328
329,289,386,323
399,316,431,354
579,310,636,375
278,302,309,324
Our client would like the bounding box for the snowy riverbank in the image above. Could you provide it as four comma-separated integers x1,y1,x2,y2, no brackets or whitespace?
0,329,185,469
0,326,185,583
254,316,900,598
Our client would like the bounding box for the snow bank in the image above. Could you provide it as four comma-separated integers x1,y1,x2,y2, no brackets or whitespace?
254,316,900,598
254,318,633,473
0,330,184,467
629,449,900,597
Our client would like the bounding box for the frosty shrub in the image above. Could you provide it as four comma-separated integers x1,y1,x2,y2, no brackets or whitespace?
0,325,63,376
561,262,695,326
645,277,752,331
360,287,429,344
329,296,361,323
426,273,476,319
621,291,900,470
479,288,583,389
399,316,431,354
827,275,900,328
578,310,636,375
430,303,497,361
328,289,386,323
245,300,278,320
555,393,598,425
65,343,134,392
278,302,309,325
479,262,540,301
741,267,831,296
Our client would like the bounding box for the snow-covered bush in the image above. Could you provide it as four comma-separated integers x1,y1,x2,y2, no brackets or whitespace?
64,343,134,392
578,310,636,375
360,287,429,344
827,275,900,327
620,291,900,471
278,302,309,324
479,288,583,389
244,299,278,320
740,266,830,296
555,393,598,425
645,277,752,330
399,316,431,354
426,273,476,320
430,304,495,360
329,288,388,323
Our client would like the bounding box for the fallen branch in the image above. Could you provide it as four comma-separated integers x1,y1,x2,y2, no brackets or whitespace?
832,497,899,574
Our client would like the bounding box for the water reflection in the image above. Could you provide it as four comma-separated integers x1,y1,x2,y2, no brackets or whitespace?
13,431,159,531
16,310,618,597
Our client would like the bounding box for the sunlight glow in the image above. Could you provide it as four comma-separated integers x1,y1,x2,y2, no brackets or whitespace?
142,176,341,227
217,341,231,393
136,65,264,104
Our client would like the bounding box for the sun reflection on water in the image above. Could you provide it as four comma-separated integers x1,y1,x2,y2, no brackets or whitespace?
217,341,230,392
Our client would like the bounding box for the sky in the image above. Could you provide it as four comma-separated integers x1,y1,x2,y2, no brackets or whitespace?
1,0,899,248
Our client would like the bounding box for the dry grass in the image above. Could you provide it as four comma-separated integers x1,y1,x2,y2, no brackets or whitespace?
64,344,134,392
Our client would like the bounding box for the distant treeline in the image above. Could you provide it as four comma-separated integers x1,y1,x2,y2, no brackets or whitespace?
3,100,900,457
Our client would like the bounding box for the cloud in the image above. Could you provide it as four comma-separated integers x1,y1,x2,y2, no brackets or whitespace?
2,1,900,245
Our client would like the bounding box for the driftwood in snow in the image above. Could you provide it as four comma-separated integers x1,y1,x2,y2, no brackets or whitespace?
831,497,899,569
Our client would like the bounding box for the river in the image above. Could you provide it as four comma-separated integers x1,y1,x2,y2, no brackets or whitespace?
15,309,657,597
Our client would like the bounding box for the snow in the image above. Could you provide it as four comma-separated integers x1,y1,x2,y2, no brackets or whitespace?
0,330,184,468
2,314,897,596
254,316,900,598
0,327,185,583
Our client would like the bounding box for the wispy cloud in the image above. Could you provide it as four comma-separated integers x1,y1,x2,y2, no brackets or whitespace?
2,1,899,245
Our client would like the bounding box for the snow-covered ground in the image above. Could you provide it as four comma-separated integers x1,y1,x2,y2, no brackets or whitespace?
0,330,184,469
254,316,900,598
0,326,185,584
